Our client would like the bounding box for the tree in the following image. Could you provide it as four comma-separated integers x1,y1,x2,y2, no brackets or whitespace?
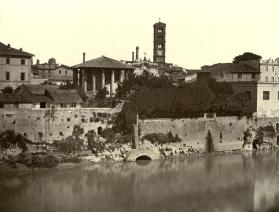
116,71,173,99
2,86,13,93
233,52,262,64
95,87,109,99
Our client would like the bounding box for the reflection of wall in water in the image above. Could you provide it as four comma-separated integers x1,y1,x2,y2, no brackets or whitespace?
253,177,279,212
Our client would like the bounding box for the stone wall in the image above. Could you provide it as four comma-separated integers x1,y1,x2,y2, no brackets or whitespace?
139,116,279,152
0,107,121,143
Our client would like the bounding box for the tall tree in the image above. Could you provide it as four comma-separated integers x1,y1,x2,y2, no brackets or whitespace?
233,52,262,64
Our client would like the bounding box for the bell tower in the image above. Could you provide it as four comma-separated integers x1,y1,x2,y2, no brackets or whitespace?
153,20,166,64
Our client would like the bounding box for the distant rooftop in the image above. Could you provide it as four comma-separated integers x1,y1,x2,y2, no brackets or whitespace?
203,63,260,74
0,42,34,57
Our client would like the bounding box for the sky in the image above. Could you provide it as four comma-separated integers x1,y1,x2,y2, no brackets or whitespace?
1,0,279,69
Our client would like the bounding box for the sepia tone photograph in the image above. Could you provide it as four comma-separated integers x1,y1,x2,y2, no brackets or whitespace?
1,0,279,211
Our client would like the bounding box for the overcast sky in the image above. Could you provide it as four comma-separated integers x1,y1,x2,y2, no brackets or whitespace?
1,0,279,68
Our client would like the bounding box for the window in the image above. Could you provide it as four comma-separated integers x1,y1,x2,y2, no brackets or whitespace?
70,103,76,108
158,29,162,33
65,71,67,75
237,73,242,79
158,44,162,49
263,91,270,100
6,72,10,80
252,74,256,79
21,59,25,65
48,70,51,73
272,77,275,82
6,58,10,64
20,72,25,81
265,77,268,82
60,103,67,108
245,91,252,100
59,70,61,74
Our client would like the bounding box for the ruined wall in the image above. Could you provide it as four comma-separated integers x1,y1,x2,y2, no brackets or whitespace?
0,107,121,143
139,116,279,152
139,117,253,152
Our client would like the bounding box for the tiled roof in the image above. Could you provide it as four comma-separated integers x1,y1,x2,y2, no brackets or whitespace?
0,42,34,57
0,93,52,103
46,89,83,104
203,63,260,74
72,56,134,70
16,84,59,95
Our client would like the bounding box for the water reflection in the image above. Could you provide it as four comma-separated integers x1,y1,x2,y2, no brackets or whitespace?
0,151,279,212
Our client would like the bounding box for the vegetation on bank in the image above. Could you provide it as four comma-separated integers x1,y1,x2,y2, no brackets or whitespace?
116,71,252,118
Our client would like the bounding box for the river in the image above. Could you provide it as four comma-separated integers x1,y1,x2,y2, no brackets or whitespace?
0,151,279,212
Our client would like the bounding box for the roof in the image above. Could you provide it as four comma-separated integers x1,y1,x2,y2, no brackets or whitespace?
203,63,260,74
72,56,134,70
171,72,186,82
0,93,52,104
185,69,201,76
0,93,32,103
46,89,83,104
0,42,34,57
154,21,166,26
16,84,59,95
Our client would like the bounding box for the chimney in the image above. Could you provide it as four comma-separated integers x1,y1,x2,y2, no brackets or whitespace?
136,46,139,61
7,44,10,48
132,52,135,62
19,48,22,51
83,52,86,63
36,59,40,65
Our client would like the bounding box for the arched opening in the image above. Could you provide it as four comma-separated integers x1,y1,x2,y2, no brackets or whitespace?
97,127,102,135
136,155,152,161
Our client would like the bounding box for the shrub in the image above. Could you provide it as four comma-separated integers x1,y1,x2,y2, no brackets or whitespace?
85,130,105,153
258,125,276,138
53,136,83,154
0,130,30,152
18,153,59,168
72,125,84,139
101,128,116,143
142,132,182,145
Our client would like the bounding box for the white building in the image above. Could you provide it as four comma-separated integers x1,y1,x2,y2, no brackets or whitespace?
257,58,279,117
0,42,34,91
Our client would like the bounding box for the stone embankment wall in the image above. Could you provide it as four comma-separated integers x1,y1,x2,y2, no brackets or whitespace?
0,107,121,143
139,117,279,152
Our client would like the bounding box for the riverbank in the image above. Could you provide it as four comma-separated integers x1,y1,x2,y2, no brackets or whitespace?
0,138,277,172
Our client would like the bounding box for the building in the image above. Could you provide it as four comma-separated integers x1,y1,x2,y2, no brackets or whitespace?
12,84,83,109
0,42,34,91
202,59,279,117
202,62,260,114
257,58,279,117
32,58,73,85
72,55,134,96
153,21,166,64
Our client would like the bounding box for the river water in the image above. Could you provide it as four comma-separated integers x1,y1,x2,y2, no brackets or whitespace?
1,151,279,212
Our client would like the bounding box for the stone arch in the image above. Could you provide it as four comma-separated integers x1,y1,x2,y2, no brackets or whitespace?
136,155,152,161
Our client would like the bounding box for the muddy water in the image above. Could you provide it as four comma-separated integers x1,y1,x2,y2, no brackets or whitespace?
1,151,279,212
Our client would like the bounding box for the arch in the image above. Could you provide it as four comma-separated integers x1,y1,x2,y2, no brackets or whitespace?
135,155,152,161
97,127,102,135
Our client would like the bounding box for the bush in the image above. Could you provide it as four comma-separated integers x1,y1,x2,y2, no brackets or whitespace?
0,130,30,152
53,136,83,154
2,86,13,94
101,128,116,143
142,132,182,145
258,125,276,138
72,125,84,139
85,130,105,153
